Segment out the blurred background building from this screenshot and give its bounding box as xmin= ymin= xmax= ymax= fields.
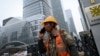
xmin=65 ymin=9 xmax=77 ymax=35
xmin=0 ymin=17 xmax=42 ymax=55
xmin=50 ymin=0 xmax=67 ymax=29
xmin=23 ymin=0 xmax=52 ymax=18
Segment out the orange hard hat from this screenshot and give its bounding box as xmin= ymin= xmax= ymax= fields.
xmin=42 ymin=16 xmax=58 ymax=26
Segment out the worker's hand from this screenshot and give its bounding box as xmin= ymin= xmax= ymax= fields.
xmin=39 ymin=33 xmax=44 ymax=39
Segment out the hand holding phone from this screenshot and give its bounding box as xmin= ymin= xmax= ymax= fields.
xmin=39 ymin=27 xmax=46 ymax=34
xmin=39 ymin=27 xmax=46 ymax=39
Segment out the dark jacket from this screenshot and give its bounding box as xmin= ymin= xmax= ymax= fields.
xmin=38 ymin=39 xmax=46 ymax=54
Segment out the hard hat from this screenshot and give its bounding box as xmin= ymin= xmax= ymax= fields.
xmin=42 ymin=16 xmax=58 ymax=26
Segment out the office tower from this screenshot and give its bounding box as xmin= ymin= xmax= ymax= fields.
xmin=23 ymin=0 xmax=52 ymax=18
xmin=50 ymin=0 xmax=67 ymax=29
xmin=65 ymin=9 xmax=77 ymax=34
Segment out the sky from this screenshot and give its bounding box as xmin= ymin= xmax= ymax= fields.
xmin=0 ymin=0 xmax=83 ymax=33
xmin=0 ymin=0 xmax=23 ymax=26
xmin=61 ymin=0 xmax=83 ymax=33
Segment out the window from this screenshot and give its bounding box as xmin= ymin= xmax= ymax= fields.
xmin=38 ymin=20 xmax=43 ymax=24
xmin=35 ymin=26 xmax=38 ymax=30
xmin=34 ymin=37 xmax=38 ymax=42
xmin=30 ymin=21 xmax=34 ymax=26
xmin=10 ymin=31 xmax=17 ymax=41
xmin=32 ymin=32 xmax=38 ymax=37
xmin=19 ymin=26 xmax=29 ymax=40
xmin=34 ymin=20 xmax=37 ymax=24
xmin=31 ymin=26 xmax=35 ymax=31
xmin=31 ymin=25 xmax=38 ymax=31
xmin=1 ymin=34 xmax=8 ymax=44
xmin=38 ymin=25 xmax=41 ymax=29
xmin=30 ymin=20 xmax=38 ymax=25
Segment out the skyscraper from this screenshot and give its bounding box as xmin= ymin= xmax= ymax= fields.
xmin=65 ymin=21 xmax=69 ymax=32
xmin=78 ymin=7 xmax=88 ymax=31
xmin=23 ymin=0 xmax=52 ymax=18
xmin=23 ymin=0 xmax=52 ymax=42
xmin=65 ymin=9 xmax=77 ymax=34
xmin=78 ymin=0 xmax=90 ymax=30
xmin=23 ymin=0 xmax=67 ymax=29
xmin=50 ymin=0 xmax=67 ymax=29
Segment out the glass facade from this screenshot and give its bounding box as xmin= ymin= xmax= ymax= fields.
xmin=0 ymin=19 xmax=41 ymax=49
xmin=50 ymin=0 xmax=67 ymax=29
xmin=10 ymin=31 xmax=17 ymax=41
xmin=23 ymin=0 xmax=51 ymax=18
xmin=65 ymin=10 xmax=77 ymax=34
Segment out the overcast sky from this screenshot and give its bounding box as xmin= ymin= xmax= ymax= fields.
xmin=0 ymin=0 xmax=23 ymax=26
xmin=0 ymin=0 xmax=83 ymax=33
xmin=61 ymin=0 xmax=83 ymax=33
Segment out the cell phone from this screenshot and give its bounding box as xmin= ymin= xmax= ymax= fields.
xmin=39 ymin=27 xmax=46 ymax=34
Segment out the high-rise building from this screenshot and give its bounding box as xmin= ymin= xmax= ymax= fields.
xmin=78 ymin=7 xmax=88 ymax=31
xmin=65 ymin=22 xmax=69 ymax=32
xmin=50 ymin=0 xmax=67 ymax=29
xmin=23 ymin=0 xmax=51 ymax=43
xmin=25 ymin=14 xmax=45 ymax=40
xmin=23 ymin=0 xmax=67 ymax=29
xmin=23 ymin=0 xmax=52 ymax=18
xmin=78 ymin=0 xmax=90 ymax=30
xmin=65 ymin=9 xmax=77 ymax=34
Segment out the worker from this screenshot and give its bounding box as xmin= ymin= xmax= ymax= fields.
xmin=38 ymin=16 xmax=78 ymax=56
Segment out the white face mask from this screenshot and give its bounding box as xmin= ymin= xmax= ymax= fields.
xmin=56 ymin=25 xmax=60 ymax=30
